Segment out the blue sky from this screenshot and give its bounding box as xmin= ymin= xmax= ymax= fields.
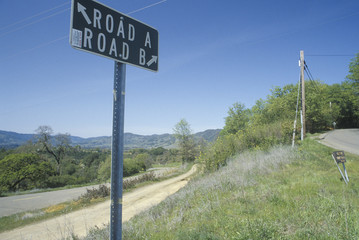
xmin=1 ymin=0 xmax=358 ymax=137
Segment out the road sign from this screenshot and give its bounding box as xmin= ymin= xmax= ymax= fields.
xmin=70 ymin=0 xmax=159 ymax=71
xmin=332 ymin=151 xmax=349 ymax=184
xmin=332 ymin=151 xmax=346 ymax=163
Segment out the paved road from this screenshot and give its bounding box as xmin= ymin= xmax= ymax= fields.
xmin=0 ymin=166 xmax=196 ymax=240
xmin=319 ymin=129 xmax=359 ymax=155
xmin=0 ymin=184 xmax=109 ymax=217
xmin=0 ymin=168 xmax=174 ymax=217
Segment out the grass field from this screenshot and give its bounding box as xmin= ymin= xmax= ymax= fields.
xmin=83 ymin=138 xmax=359 ymax=239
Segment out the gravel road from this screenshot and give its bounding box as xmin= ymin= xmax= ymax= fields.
xmin=0 ymin=165 xmax=196 ymax=240
xmin=0 ymin=168 xmax=174 ymax=217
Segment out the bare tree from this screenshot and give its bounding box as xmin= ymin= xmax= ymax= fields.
xmin=35 ymin=126 xmax=71 ymax=175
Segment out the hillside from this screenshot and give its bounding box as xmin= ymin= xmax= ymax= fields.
xmin=83 ymin=139 xmax=359 ymax=239
xmin=0 ymin=129 xmax=221 ymax=150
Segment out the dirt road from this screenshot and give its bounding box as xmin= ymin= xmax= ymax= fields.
xmin=0 ymin=168 xmax=175 ymax=217
xmin=0 ymin=166 xmax=196 ymax=240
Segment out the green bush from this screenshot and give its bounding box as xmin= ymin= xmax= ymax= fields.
xmin=45 ymin=175 xmax=79 ymax=188
xmin=123 ymin=172 xmax=156 ymax=189
xmin=198 ymin=120 xmax=292 ymax=171
xmin=0 ymin=153 xmax=54 ymax=192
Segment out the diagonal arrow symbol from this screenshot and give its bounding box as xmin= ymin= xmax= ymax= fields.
xmin=77 ymin=3 xmax=92 ymax=25
xmin=146 ymin=55 xmax=158 ymax=67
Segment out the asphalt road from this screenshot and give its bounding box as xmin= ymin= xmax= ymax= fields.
xmin=0 ymin=184 xmax=109 ymax=217
xmin=319 ymin=129 xmax=359 ymax=155
xmin=0 ymin=168 xmax=173 ymax=217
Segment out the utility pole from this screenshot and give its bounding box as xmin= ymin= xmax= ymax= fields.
xmin=300 ymin=50 xmax=306 ymax=140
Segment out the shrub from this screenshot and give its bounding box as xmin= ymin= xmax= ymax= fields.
xmin=198 ymin=121 xmax=292 ymax=171
xmin=79 ymin=184 xmax=111 ymax=203
xmin=123 ymin=172 xmax=156 ymax=190
xmin=45 ymin=175 xmax=78 ymax=188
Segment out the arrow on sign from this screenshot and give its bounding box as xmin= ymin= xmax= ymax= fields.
xmin=77 ymin=3 xmax=92 ymax=25
xmin=146 ymin=56 xmax=158 ymax=67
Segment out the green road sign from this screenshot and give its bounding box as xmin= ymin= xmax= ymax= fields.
xmin=70 ymin=0 xmax=159 ymax=71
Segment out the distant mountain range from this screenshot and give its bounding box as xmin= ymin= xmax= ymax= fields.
xmin=0 ymin=129 xmax=221 ymax=150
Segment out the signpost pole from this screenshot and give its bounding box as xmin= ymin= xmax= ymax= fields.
xmin=110 ymin=61 xmax=126 ymax=240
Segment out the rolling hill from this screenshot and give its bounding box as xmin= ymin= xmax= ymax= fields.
xmin=0 ymin=129 xmax=221 ymax=150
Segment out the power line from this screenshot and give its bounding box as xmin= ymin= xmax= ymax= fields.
xmin=304 ymin=62 xmax=315 ymax=80
xmin=306 ymin=54 xmax=355 ymax=57
xmin=0 ymin=1 xmax=70 ymax=31
xmin=1 ymin=0 xmax=166 ymax=38
xmin=1 ymin=0 xmax=167 ymax=62
xmin=0 ymin=8 xmax=70 ymax=38
xmin=304 ymin=61 xmax=320 ymax=92
xmin=1 ymin=35 xmax=68 ymax=61
xmin=127 ymin=0 xmax=167 ymax=15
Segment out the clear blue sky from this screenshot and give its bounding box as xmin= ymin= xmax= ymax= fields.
xmin=1 ymin=0 xmax=358 ymax=137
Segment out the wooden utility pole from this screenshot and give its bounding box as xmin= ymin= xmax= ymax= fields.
xmin=300 ymin=50 xmax=306 ymax=140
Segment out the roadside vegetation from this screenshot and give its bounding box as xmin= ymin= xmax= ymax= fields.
xmin=83 ymin=139 xmax=359 ymax=239
xmin=1 ymin=53 xmax=358 ymax=238
xmin=0 ymin=165 xmax=191 ymax=233
xmin=80 ymin=53 xmax=359 ymax=239
xmin=0 ymin=137 xmax=181 ymax=196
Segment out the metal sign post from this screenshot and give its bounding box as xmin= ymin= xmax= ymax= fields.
xmin=69 ymin=1 xmax=158 ymax=238
xmin=110 ymin=61 xmax=126 ymax=240
xmin=332 ymin=151 xmax=349 ymax=184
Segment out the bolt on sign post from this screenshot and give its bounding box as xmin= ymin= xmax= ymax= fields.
xmin=70 ymin=0 xmax=159 ymax=239
xmin=332 ymin=151 xmax=349 ymax=184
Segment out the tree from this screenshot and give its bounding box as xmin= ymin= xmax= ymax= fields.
xmin=134 ymin=153 xmax=152 ymax=171
xmin=35 ymin=126 xmax=71 ymax=175
xmin=222 ymin=102 xmax=251 ymax=135
xmin=173 ymin=119 xmax=197 ymax=163
xmin=346 ymin=53 xmax=359 ymax=86
xmin=0 ymin=153 xmax=54 ymax=193
xmin=98 ymin=155 xmax=111 ymax=182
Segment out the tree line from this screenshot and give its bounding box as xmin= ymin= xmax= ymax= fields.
xmin=1 ymin=53 xmax=358 ymax=194
xmin=198 ymin=53 xmax=359 ymax=171
xmin=0 ymin=126 xmax=181 ymax=195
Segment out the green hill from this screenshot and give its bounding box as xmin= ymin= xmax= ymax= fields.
xmin=83 ymin=138 xmax=359 ymax=239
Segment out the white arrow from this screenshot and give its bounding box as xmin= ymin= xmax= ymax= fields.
xmin=77 ymin=3 xmax=92 ymax=25
xmin=146 ymin=55 xmax=158 ymax=67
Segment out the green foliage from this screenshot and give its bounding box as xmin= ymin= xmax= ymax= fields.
xmin=173 ymin=119 xmax=198 ymax=163
xmin=0 ymin=129 xmax=180 ymax=193
xmin=222 ymin=102 xmax=250 ymax=135
xmin=199 ymin=120 xmax=292 ymax=171
xmin=97 ymin=153 xmax=153 ymax=180
xmin=331 ymin=82 xmax=359 ymax=128
xmin=0 ymin=153 xmax=54 ymax=193
xmin=44 ymin=175 xmax=86 ymax=188
xmin=346 ymin=53 xmax=359 ymax=85
xmin=97 ymin=155 xmax=112 ymax=182
xmin=96 ymin=141 xmax=359 ymax=240
xmin=123 ymin=172 xmax=156 ymax=190
xmin=133 ymin=153 xmax=152 ymax=171
xmin=200 ymin=73 xmax=359 ymax=171
xmin=123 ymin=158 xmax=142 ymax=177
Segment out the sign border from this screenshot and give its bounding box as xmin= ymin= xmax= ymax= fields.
xmin=69 ymin=0 xmax=159 ymax=72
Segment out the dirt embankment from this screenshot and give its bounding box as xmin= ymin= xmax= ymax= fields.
xmin=0 ymin=165 xmax=197 ymax=240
